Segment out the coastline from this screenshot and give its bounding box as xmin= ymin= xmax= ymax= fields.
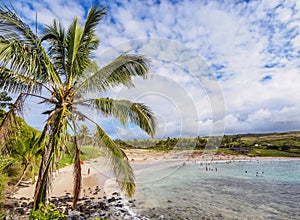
xmin=13 ymin=149 xmax=300 ymax=199
xmin=6 ymin=149 xmax=300 ymax=220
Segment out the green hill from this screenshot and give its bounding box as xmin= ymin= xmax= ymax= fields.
xmin=117 ymin=131 xmax=300 ymax=157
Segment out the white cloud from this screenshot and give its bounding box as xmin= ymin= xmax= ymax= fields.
xmin=7 ymin=0 xmax=300 ymax=138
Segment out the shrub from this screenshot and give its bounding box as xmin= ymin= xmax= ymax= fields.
xmin=0 ymin=173 xmax=8 ymax=217
xmin=30 ymin=203 xmax=64 ymax=220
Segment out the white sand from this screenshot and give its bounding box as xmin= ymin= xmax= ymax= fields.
xmin=14 ymin=158 xmax=111 ymax=199
xmin=13 ymin=150 xmax=299 ymax=199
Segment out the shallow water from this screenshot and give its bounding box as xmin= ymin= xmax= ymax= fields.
xmin=132 ymin=159 xmax=300 ymax=219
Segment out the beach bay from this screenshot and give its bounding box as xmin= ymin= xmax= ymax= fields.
xmin=12 ymin=150 xmax=300 ymax=219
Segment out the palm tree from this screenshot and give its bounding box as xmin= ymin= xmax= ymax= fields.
xmin=0 ymin=4 xmax=156 ymax=209
xmin=78 ymin=125 xmax=91 ymax=146
xmin=13 ymin=132 xmax=41 ymax=187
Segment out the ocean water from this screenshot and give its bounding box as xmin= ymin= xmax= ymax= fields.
xmin=132 ymin=159 xmax=300 ymax=220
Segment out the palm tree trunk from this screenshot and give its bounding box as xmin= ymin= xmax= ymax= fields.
xmin=33 ymin=145 xmax=52 ymax=210
xmin=15 ymin=162 xmax=29 ymax=187
xmin=73 ymin=140 xmax=82 ymax=208
xmin=33 ymin=109 xmax=65 ymax=210
xmin=33 ymin=125 xmax=50 ymax=210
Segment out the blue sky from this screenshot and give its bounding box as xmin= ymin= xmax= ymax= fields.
xmin=4 ymin=0 xmax=300 ymax=139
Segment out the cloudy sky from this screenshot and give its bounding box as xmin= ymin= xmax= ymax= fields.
xmin=5 ymin=0 xmax=300 ymax=139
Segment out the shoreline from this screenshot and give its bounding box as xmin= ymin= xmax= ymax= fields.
xmin=9 ymin=149 xmax=300 ymax=219
xmin=13 ymin=149 xmax=300 ymax=200
xmin=124 ymin=149 xmax=300 ymax=163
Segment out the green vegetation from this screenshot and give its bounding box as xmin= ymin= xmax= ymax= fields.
xmin=0 ymin=112 xmax=102 ymax=215
xmin=29 ymin=203 xmax=65 ymax=220
xmin=57 ymin=145 xmax=103 ymax=167
xmin=117 ymin=132 xmax=300 ymax=157
xmin=0 ymin=3 xmax=156 ymax=211
xmin=0 ymin=106 xmax=42 ymax=215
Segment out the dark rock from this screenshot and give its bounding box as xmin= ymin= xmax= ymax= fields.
xmin=28 ymin=201 xmax=34 ymax=209
xmin=112 ymin=192 xmax=120 ymax=196
xmin=115 ymin=203 xmax=123 ymax=208
xmin=21 ymin=202 xmax=27 ymax=207
xmin=64 ymin=209 xmax=69 ymax=215
xmin=107 ymin=197 xmax=116 ymax=203
xmin=3 ymin=204 xmax=14 ymax=210
xmin=12 ymin=201 xmax=19 ymax=208
xmin=119 ymin=208 xmax=127 ymax=213
xmin=15 ymin=207 xmax=25 ymax=215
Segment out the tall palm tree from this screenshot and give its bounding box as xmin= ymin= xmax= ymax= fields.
xmin=0 ymin=4 xmax=156 ymax=209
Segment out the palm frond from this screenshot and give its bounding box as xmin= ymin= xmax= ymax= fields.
xmin=0 ymin=156 xmax=15 ymax=172
xmin=0 ymin=67 xmax=43 ymax=94
xmin=81 ymin=6 xmax=106 ymax=44
xmin=94 ymin=124 xmax=135 ymax=197
xmin=42 ymin=20 xmax=66 ymax=75
xmin=65 ymin=6 xmax=106 ymax=86
xmin=0 ymin=3 xmax=39 ymax=47
xmin=81 ymin=98 xmax=156 ymax=137
xmin=76 ymin=53 xmax=151 ymax=93
xmin=0 ymin=3 xmax=61 ymax=90
xmin=0 ymin=93 xmax=26 ymax=153
xmin=65 ymin=17 xmax=83 ymax=86
xmin=0 ymin=38 xmax=47 ymax=86
xmin=75 ymin=112 xmax=135 ymax=197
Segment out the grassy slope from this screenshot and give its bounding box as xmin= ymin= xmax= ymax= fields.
xmin=119 ymin=131 xmax=300 ymax=157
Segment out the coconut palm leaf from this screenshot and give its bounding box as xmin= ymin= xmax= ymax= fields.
xmin=0 ymin=68 xmax=43 ymax=94
xmin=94 ymin=123 xmax=135 ymax=197
xmin=81 ymin=98 xmax=156 ymax=137
xmin=0 ymin=93 xmax=26 ymax=153
xmin=77 ymin=53 xmax=150 ymax=93
xmin=41 ymin=20 xmax=66 ymax=75
xmin=0 ymin=5 xmax=49 ymax=83
xmin=0 ymin=5 xmax=63 ymax=92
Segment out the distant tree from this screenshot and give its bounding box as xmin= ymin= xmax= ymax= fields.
xmin=221 ymin=135 xmax=232 ymax=147
xmin=195 ymin=136 xmax=207 ymax=149
xmin=281 ymin=142 xmax=291 ymax=151
xmin=231 ymin=135 xmax=242 ymax=143
xmin=207 ymin=136 xmax=222 ymax=147
xmin=78 ymin=125 xmax=91 ymax=146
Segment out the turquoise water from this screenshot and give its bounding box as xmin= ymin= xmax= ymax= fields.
xmin=132 ymin=159 xmax=300 ymax=219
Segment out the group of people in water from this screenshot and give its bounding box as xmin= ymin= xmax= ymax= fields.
xmin=182 ymin=159 xmax=265 ymax=177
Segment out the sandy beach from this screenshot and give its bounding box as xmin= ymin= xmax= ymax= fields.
xmin=13 ymin=159 xmax=110 ymax=200
xmin=13 ymin=149 xmax=300 ymax=200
